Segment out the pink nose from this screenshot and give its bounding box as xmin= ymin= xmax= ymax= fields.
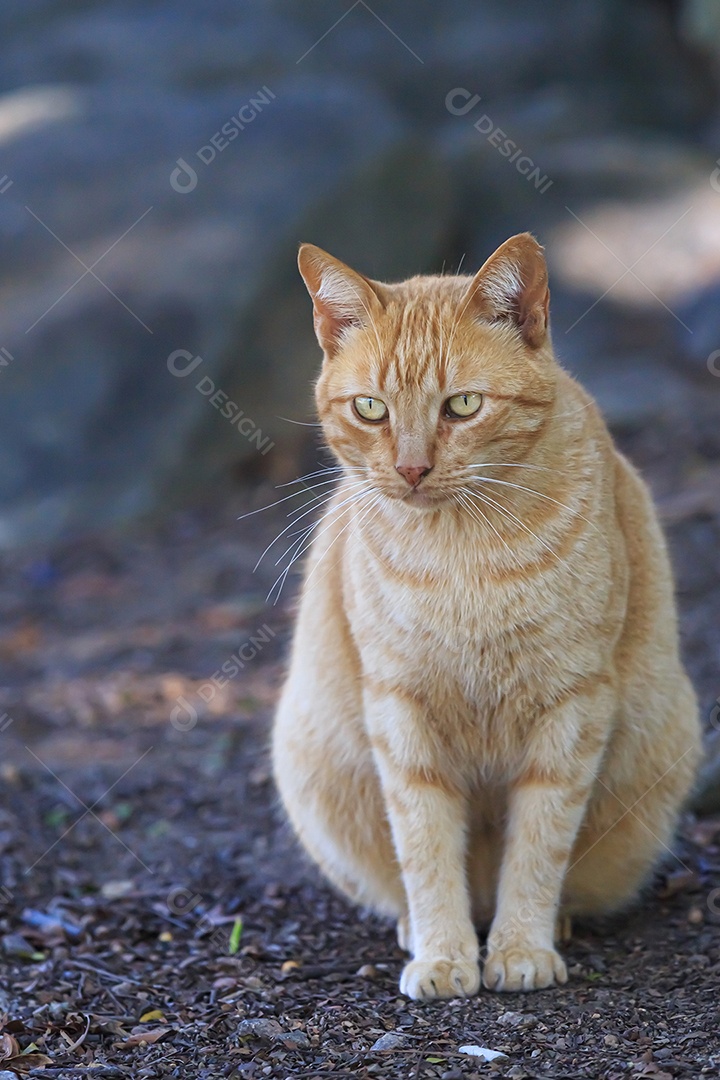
xmin=395 ymin=464 xmax=432 ymax=487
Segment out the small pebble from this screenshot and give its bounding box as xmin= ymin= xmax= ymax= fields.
xmin=497 ymin=1010 xmax=537 ymax=1028
xmin=280 ymin=1030 xmax=310 ymax=1050
xmin=371 ymin=1032 xmax=407 ymax=1051
xmin=100 ymin=880 xmax=135 ymax=900
xmin=356 ymin=963 xmax=379 ymax=979
xmin=688 ymin=906 xmax=704 ymax=925
xmin=237 ymin=1017 xmax=283 ymax=1040
xmin=459 ymin=1045 xmax=508 ymax=1062
xmin=1 ymin=933 xmax=42 ymax=960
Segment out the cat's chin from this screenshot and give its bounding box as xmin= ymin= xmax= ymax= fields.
xmin=394 ymin=489 xmax=447 ymax=509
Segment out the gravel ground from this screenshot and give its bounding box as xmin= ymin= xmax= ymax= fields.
xmin=0 ymin=418 xmax=719 ymax=1080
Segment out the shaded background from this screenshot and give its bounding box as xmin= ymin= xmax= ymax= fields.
xmin=0 ymin=0 xmax=719 ymax=542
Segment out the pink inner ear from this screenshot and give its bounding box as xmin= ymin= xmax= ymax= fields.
xmin=463 ymin=233 xmax=549 ymax=348
xmin=517 ymin=282 xmax=550 ymax=348
xmin=313 ymin=308 xmax=357 ymax=354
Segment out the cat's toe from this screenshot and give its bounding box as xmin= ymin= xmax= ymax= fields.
xmin=483 ymin=945 xmax=567 ymax=992
xmin=400 ymin=958 xmax=480 ymax=1001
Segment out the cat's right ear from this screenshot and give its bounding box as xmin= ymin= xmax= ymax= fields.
xmin=297 ymin=244 xmax=384 ymax=359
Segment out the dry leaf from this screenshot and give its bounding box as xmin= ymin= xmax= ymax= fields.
xmin=124 ymin=1026 xmax=170 ymax=1047
xmin=4 ymin=1051 xmax=53 ymax=1073
xmin=0 ymin=1033 xmax=19 ymax=1060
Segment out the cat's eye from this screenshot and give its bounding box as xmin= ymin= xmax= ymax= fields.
xmin=445 ymin=392 xmax=483 ymax=419
xmin=353 ymin=396 xmax=388 ymax=422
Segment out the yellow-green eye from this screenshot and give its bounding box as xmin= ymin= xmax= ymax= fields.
xmin=445 ymin=392 xmax=483 ymax=419
xmin=353 ymin=396 xmax=388 ymax=422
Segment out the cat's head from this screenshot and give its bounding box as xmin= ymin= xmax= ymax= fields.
xmin=298 ymin=234 xmax=557 ymax=507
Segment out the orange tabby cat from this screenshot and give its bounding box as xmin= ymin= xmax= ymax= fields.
xmin=272 ymin=233 xmax=701 ymax=998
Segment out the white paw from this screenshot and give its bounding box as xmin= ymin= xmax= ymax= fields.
xmin=483 ymin=943 xmax=567 ymax=992
xmin=400 ymin=957 xmax=480 ymax=1000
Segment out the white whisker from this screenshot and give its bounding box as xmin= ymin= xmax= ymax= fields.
xmin=552 ymin=400 xmax=596 ymax=421
xmin=456 ymin=490 xmax=517 ymax=566
xmin=276 ymin=415 xmax=323 ymax=427
xmin=254 ymin=478 xmax=369 ymax=573
xmin=269 ymin=486 xmax=377 ymax=604
xmin=277 ymin=466 xmax=366 ymax=489
xmin=465 ymin=487 xmax=587 ymax=586
xmin=465 ymin=486 xmax=563 ymax=566
xmin=274 ymin=482 xmax=372 ymax=567
xmin=345 ymin=281 xmax=386 ymax=376
xmin=469 ymin=475 xmax=599 ymax=532
xmin=466 ymin=462 xmax=555 ymax=473
xmin=303 ymin=490 xmax=384 ymax=595
xmin=238 ymin=471 xmax=353 ymax=521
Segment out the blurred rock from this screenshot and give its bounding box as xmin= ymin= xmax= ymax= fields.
xmin=0 ymin=72 xmax=451 ymax=544
xmin=548 ymin=285 xmax=699 ymax=429
xmin=675 ymin=282 xmax=720 ymax=371
xmin=0 ymin=0 xmax=715 ymax=544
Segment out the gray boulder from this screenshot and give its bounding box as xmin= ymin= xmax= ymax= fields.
xmin=0 ymin=68 xmax=450 ymax=544
xmin=0 ymin=0 xmax=713 ymax=544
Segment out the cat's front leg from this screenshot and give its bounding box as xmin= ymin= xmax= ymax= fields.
xmin=365 ymin=690 xmax=479 ymax=1001
xmin=484 ymin=694 xmax=611 ymax=992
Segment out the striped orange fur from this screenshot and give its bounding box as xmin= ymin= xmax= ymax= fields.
xmin=272 ymin=233 xmax=701 ymax=998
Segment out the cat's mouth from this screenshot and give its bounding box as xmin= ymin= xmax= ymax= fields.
xmin=395 ymin=487 xmax=446 ymax=508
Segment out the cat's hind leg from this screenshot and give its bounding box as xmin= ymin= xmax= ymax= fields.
xmin=563 ymin=674 xmax=700 ymax=917
xmin=273 ymin=623 xmax=405 ymax=919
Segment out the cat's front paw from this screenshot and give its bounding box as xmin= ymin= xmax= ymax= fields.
xmin=483 ymin=943 xmax=567 ymax=992
xmin=400 ymin=957 xmax=480 ymax=1000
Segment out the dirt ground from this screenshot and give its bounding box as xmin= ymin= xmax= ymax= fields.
xmin=0 ymin=418 xmax=719 ymax=1080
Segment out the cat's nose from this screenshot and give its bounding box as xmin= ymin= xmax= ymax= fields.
xmin=395 ymin=463 xmax=433 ymax=487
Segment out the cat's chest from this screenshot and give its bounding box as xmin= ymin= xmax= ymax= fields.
xmin=343 ymin=528 xmax=563 ymax=704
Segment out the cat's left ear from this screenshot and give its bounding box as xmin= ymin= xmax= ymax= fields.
xmin=297 ymin=244 xmax=384 ymax=359
xmin=462 ymin=233 xmax=550 ymax=348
